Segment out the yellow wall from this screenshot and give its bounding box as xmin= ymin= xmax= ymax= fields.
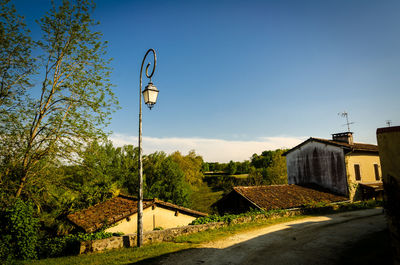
xmin=105 ymin=205 xmax=197 ymax=234
xmin=345 ymin=152 xmax=382 ymax=200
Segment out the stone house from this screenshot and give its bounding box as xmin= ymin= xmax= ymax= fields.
xmin=67 ymin=195 xmax=207 ymax=234
xmin=213 ymin=185 xmax=347 ymax=215
xmin=283 ymin=132 xmax=382 ymax=200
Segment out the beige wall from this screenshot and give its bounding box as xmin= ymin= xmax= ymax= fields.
xmin=106 ymin=205 xmax=197 ymax=234
xmin=345 ymin=152 xmax=381 ymax=200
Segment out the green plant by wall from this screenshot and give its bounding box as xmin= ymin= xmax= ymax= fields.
xmin=0 ymin=199 xmax=39 ymax=260
xmin=38 ymin=230 xmax=121 ymax=258
xmin=190 ymin=209 xmax=286 ymax=225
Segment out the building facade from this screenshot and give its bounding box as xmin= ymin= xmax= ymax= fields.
xmin=67 ymin=195 xmax=207 ymax=234
xmin=284 ymin=132 xmax=381 ymax=200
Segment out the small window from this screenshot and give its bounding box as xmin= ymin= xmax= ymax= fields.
xmin=354 ymin=164 xmax=361 ymax=181
xmin=374 ymin=164 xmax=380 ymax=181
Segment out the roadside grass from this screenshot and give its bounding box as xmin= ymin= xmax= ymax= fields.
xmin=19 ymin=242 xmax=191 ymax=265
xmin=22 ymin=214 xmax=310 ymax=265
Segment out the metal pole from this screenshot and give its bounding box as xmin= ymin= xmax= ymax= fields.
xmin=138 ymin=58 xmax=143 ymax=248
xmin=137 ymin=49 xmax=156 ymax=247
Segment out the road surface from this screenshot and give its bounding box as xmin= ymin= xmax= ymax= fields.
xmin=156 ymin=208 xmax=385 ymax=265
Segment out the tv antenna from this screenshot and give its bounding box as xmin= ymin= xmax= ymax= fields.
xmin=338 ymin=111 xmax=354 ymax=132
xmin=386 ymin=120 xmax=392 ymax=127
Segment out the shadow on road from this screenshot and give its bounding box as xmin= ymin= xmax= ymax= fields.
xmin=131 ymin=209 xmax=389 ymax=265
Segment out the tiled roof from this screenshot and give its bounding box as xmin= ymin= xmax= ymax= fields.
xmin=311 ymin=138 xmax=379 ymax=152
xmin=283 ymin=137 xmax=378 ymax=156
xmin=233 ymin=185 xmax=348 ymax=210
xmin=67 ymin=195 xmax=207 ymax=233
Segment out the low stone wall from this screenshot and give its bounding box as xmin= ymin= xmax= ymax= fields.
xmin=79 ymin=221 xmax=225 ymax=254
xmin=79 ymin=209 xmax=303 ymax=254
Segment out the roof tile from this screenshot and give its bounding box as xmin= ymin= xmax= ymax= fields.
xmin=233 ymin=185 xmax=348 ymax=210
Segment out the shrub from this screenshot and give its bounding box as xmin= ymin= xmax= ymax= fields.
xmin=38 ymin=230 xmax=120 ymax=258
xmin=0 ymin=199 xmax=40 ymax=260
xmin=190 ymin=209 xmax=285 ymax=225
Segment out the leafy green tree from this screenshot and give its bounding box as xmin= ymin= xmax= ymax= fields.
xmin=265 ymin=149 xmax=288 ymax=184
xmin=201 ymin=162 xmax=209 ymax=172
xmin=0 ymin=0 xmax=34 ymax=107
xmin=0 ymin=0 xmax=118 ymax=201
xmin=170 ymin=150 xmax=204 ymax=186
xmin=227 ymin=160 xmax=237 ymax=175
xmin=144 ymin=153 xmax=191 ymax=206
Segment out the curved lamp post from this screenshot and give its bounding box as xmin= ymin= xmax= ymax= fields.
xmin=138 ymin=49 xmax=158 ymax=247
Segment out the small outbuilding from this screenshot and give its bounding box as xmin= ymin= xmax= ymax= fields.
xmin=213 ymin=184 xmax=348 ymax=215
xmin=67 ymin=195 xmax=207 ymax=234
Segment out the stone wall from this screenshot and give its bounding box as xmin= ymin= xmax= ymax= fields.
xmin=79 ymin=209 xmax=302 ymax=254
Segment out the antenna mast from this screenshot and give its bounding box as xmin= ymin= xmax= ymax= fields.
xmin=338 ymin=111 xmax=354 ymax=132
xmin=386 ymin=120 xmax=392 ymax=127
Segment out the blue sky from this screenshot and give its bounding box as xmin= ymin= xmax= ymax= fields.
xmin=14 ymin=0 xmax=400 ymax=162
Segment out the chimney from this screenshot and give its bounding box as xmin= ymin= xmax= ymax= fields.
xmin=332 ymin=132 xmax=353 ymax=145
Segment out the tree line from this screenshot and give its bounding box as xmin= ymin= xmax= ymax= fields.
xmin=203 ymin=149 xmax=288 ymax=185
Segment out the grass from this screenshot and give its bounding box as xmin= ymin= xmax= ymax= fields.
xmin=189 ymin=182 xmax=224 ymax=213
xmin=18 ymin=243 xmax=191 ymax=265
xmin=22 ymin=214 xmax=310 ymax=265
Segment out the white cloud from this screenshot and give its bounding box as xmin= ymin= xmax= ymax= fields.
xmin=110 ymin=133 xmax=306 ymax=163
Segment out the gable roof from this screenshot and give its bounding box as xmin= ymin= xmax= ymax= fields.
xmin=67 ymin=195 xmax=207 ymax=233
xmin=230 ymin=185 xmax=348 ymax=211
xmin=283 ymin=137 xmax=379 ymax=156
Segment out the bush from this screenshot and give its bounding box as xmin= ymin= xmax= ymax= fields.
xmin=190 ymin=209 xmax=284 ymax=225
xmin=38 ymin=230 xmax=120 ymax=258
xmin=0 ymin=199 xmax=40 ymax=260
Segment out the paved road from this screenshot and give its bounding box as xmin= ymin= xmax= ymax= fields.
xmin=156 ymin=208 xmax=385 ymax=265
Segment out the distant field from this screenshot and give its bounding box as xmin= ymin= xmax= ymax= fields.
xmin=204 ymin=173 xmax=249 ymax=179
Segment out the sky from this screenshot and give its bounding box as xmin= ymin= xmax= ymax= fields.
xmin=14 ymin=0 xmax=400 ymax=162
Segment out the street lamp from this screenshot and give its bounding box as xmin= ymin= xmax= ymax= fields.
xmin=138 ymin=48 xmax=158 ymax=247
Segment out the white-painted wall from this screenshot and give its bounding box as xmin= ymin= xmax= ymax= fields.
xmin=105 ymin=205 xmax=197 ymax=234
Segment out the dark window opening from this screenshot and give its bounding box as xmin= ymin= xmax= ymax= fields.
xmin=354 ymin=164 xmax=361 ymax=181
xmin=374 ymin=164 xmax=380 ymax=181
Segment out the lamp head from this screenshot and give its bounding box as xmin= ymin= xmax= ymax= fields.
xmin=142 ymin=82 xmax=159 ymax=109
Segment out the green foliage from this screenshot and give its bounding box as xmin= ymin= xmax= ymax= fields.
xmin=0 ymin=0 xmax=119 ymax=203
xmin=145 ymin=156 xmax=191 ymax=207
xmin=0 ymin=0 xmax=34 ymax=107
xmin=170 ymin=150 xmax=204 ymax=186
xmin=302 ymin=199 xmax=382 ymax=214
xmin=227 ymin=160 xmax=237 ymax=175
xmin=39 ymin=230 xmax=118 ymax=258
xmin=190 ymin=209 xmax=284 ymax=225
xmin=0 ymin=199 xmax=39 ymax=260
xmin=249 ymin=149 xmax=288 ymax=185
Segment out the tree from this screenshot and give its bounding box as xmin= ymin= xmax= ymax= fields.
xmin=227 ymin=160 xmax=237 ymax=175
xmin=0 ymin=0 xmax=118 ymax=201
xmin=0 ymin=0 xmax=34 ymax=107
xmin=170 ymin=150 xmax=204 ymax=186
xmin=146 ymin=156 xmax=191 ymax=207
xmin=265 ymin=149 xmax=288 ymax=184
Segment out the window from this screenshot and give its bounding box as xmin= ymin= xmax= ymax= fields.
xmin=374 ymin=164 xmax=380 ymax=181
xmin=354 ymin=164 xmax=361 ymax=181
